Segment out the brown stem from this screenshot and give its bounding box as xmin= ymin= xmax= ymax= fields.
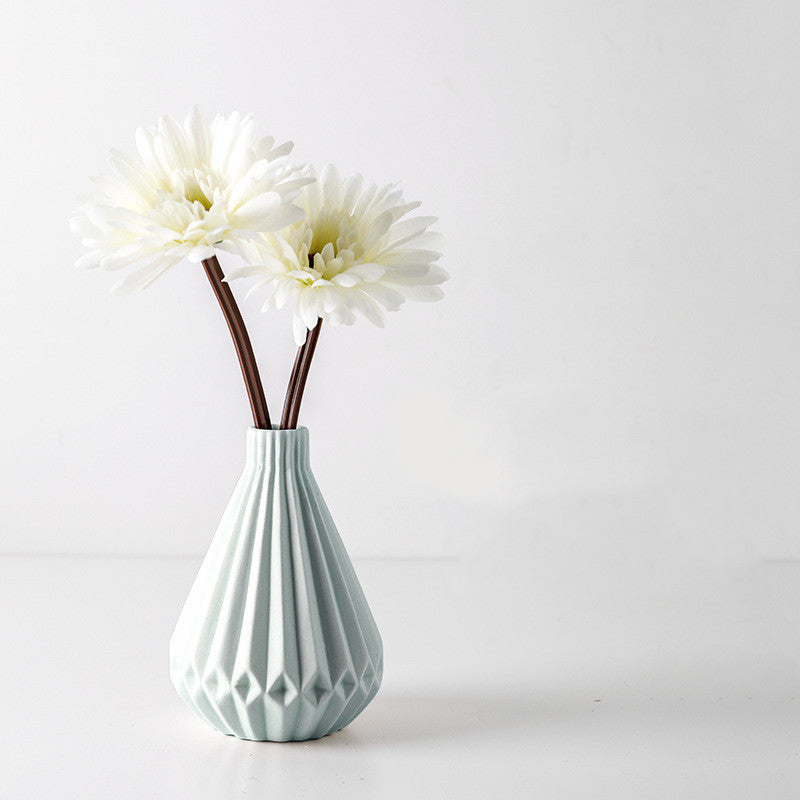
xmin=201 ymin=255 xmax=271 ymax=429
xmin=286 ymin=318 xmax=322 ymax=429
xmin=280 ymin=344 xmax=304 ymax=429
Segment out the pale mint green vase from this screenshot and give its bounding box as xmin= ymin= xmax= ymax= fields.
xmin=169 ymin=427 xmax=383 ymax=741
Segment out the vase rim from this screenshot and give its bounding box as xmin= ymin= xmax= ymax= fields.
xmin=247 ymin=425 xmax=309 ymax=435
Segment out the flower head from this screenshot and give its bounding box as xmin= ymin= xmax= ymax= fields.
xmin=70 ymin=108 xmax=307 ymax=293
xmin=230 ymin=164 xmax=447 ymax=344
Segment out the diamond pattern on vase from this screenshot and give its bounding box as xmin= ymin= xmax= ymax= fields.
xmin=169 ymin=427 xmax=383 ymax=742
xmin=302 ymin=673 xmax=333 ymax=707
xmin=267 ymin=674 xmax=298 ymax=707
xmin=337 ymin=671 xmax=357 ymax=700
xmin=233 ymin=670 xmax=263 ymax=707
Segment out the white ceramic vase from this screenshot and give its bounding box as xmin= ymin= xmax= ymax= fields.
xmin=169 ymin=427 xmax=383 ymax=742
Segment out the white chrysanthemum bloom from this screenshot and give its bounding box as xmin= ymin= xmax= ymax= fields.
xmin=70 ymin=108 xmax=308 ymax=293
xmin=230 ymin=164 xmax=448 ymax=345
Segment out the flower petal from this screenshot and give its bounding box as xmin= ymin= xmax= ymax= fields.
xmin=345 ymin=262 xmax=385 ymax=282
xmin=184 ymin=105 xmax=211 ymax=165
xmin=360 ymin=283 xmax=405 ymax=311
xmin=111 ymin=255 xmax=180 ymax=294
xmin=186 ymin=245 xmax=216 ymax=263
xmin=293 ymin=312 xmax=309 ymax=346
xmin=230 ymin=192 xmax=281 ymax=223
xmin=390 ymin=284 xmax=445 ymax=302
xmin=75 ymin=250 xmax=103 ymax=270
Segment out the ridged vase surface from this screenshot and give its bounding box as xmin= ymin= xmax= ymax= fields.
xmin=169 ymin=427 xmax=383 ymax=742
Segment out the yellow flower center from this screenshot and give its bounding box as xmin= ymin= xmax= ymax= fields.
xmin=167 ymin=167 xmax=225 ymax=212
xmin=307 ymin=210 xmax=361 ymax=258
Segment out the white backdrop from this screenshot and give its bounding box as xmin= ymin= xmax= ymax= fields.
xmin=0 ymin=0 xmax=798 ymax=560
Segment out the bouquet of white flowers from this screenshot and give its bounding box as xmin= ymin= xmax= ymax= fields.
xmin=72 ymin=108 xmax=447 ymax=429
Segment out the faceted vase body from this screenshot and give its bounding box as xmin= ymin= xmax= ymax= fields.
xmin=169 ymin=427 xmax=383 ymax=742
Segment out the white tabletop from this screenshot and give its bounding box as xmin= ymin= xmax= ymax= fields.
xmin=1 ymin=548 xmax=798 ymax=799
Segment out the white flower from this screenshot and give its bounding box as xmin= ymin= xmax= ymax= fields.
xmin=230 ymin=164 xmax=448 ymax=345
xmin=70 ymin=108 xmax=308 ymax=293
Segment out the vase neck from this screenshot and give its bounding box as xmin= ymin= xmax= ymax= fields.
xmin=245 ymin=426 xmax=310 ymax=470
